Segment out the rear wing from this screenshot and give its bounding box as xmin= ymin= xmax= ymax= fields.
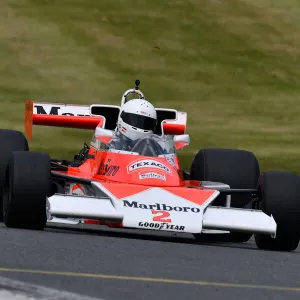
xmin=25 ymin=100 xmax=105 ymax=140
xmin=25 ymin=100 xmax=187 ymax=140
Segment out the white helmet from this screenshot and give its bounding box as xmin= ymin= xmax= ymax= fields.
xmin=117 ymin=99 xmax=157 ymax=141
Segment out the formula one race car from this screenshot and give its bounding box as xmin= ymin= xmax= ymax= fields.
xmin=0 ymin=80 xmax=299 ymax=251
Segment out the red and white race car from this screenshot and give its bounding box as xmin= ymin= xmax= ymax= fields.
xmin=1 ymin=80 xmax=300 ymax=251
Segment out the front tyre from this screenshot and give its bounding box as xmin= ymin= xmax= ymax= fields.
xmin=191 ymin=148 xmax=260 ymax=243
xmin=0 ymin=130 xmax=29 ymax=221
xmin=254 ymin=172 xmax=300 ymax=251
xmin=3 ymin=151 xmax=52 ymax=230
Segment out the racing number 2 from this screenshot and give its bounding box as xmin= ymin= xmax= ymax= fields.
xmin=152 ymin=210 xmax=171 ymax=223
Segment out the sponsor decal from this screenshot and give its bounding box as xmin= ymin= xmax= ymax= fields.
xmin=139 ymin=172 xmax=166 ymax=181
xmin=138 ymin=222 xmax=185 ymax=231
xmin=122 ymin=200 xmax=201 ymax=213
xmin=127 ymin=159 xmax=171 ymax=174
xmin=165 ymin=154 xmax=178 ymax=170
xmin=34 ymin=105 xmax=89 ymax=116
xmin=98 ymin=159 xmax=120 ymax=176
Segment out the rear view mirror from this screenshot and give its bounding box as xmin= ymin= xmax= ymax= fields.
xmin=174 ymin=134 xmax=190 ymax=150
xmin=94 ymin=127 xmax=114 ymax=144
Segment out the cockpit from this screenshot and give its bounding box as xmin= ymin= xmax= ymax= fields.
xmin=107 ymin=132 xmax=176 ymax=157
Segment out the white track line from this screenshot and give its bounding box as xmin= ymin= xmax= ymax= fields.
xmin=0 ymin=275 xmax=105 ymax=300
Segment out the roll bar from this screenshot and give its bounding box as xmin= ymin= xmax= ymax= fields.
xmin=120 ymin=79 xmax=145 ymax=106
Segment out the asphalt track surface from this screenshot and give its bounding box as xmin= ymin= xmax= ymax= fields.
xmin=0 ymin=222 xmax=299 ymax=300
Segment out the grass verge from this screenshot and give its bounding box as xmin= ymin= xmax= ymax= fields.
xmin=1 ymin=0 xmax=300 ymax=171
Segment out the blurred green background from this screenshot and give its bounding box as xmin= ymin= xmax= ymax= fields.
xmin=1 ymin=0 xmax=300 ymax=171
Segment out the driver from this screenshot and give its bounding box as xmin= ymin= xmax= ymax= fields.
xmin=108 ymin=98 xmax=158 ymax=152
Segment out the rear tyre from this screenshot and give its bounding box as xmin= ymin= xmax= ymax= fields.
xmin=254 ymin=172 xmax=300 ymax=251
xmin=3 ymin=151 xmax=52 ymax=230
xmin=0 ymin=130 xmax=29 ymax=221
xmin=190 ymin=148 xmax=260 ymax=243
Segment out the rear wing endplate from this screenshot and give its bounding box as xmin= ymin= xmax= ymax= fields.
xmin=25 ymin=100 xmax=104 ymax=140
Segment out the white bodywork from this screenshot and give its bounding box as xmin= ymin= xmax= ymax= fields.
xmin=47 ymin=181 xmax=277 ymax=237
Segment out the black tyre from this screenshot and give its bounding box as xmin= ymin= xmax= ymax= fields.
xmin=3 ymin=151 xmax=52 ymax=230
xmin=254 ymin=172 xmax=300 ymax=251
xmin=190 ymin=148 xmax=260 ymax=243
xmin=0 ymin=130 xmax=29 ymax=221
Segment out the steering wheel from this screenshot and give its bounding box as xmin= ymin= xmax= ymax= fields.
xmin=131 ymin=137 xmax=164 ymax=157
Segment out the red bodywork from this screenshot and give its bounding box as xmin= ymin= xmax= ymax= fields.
xmin=25 ymin=100 xmax=204 ymax=227
xmin=55 ymin=148 xmax=185 ymax=187
xmin=25 ymin=99 xmax=192 ymax=187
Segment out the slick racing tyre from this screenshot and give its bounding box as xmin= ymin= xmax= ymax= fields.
xmin=0 ymin=130 xmax=29 ymax=222
xmin=190 ymin=148 xmax=260 ymax=243
xmin=3 ymin=151 xmax=52 ymax=230
xmin=254 ymin=172 xmax=300 ymax=251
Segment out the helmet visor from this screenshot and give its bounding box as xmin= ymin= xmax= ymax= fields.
xmin=120 ymin=111 xmax=157 ymax=131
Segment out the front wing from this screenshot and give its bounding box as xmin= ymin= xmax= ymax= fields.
xmin=47 ymin=181 xmax=276 ymax=237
